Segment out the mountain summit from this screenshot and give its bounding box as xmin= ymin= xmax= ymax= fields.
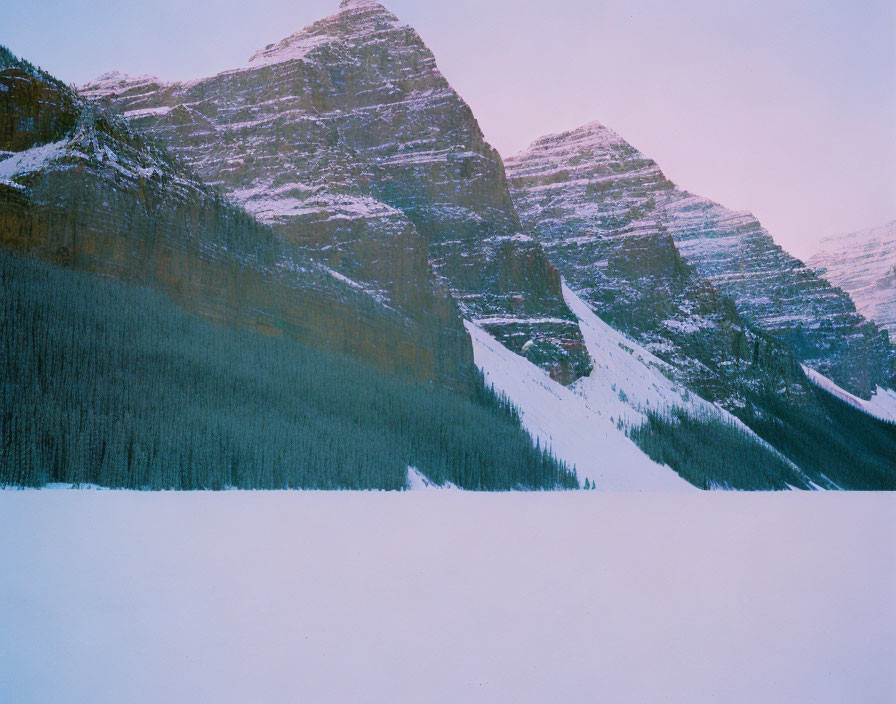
xmin=507 ymin=120 xmax=895 ymax=398
xmin=248 ymin=0 xmax=402 ymax=68
xmin=82 ymin=0 xmax=592 ymax=383
xmin=506 ymin=119 xmax=801 ymax=408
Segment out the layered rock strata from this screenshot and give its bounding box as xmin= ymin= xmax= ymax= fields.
xmin=82 ymin=0 xmax=591 ymax=382
xmin=1 ymin=48 xmax=474 ymax=387
xmin=507 ymin=121 xmax=894 ymax=397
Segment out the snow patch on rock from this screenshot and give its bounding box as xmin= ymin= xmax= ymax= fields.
xmin=0 ymin=140 xmax=68 ymax=180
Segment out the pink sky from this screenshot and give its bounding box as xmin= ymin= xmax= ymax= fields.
xmin=5 ymin=0 xmax=895 ymax=257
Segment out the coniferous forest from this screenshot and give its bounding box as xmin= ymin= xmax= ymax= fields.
xmin=739 ymin=388 xmax=896 ymax=491
xmin=0 ymin=249 xmax=577 ymax=490
xmin=631 ymin=397 xmax=896 ymax=491
xmin=629 ymin=409 xmax=809 ymax=490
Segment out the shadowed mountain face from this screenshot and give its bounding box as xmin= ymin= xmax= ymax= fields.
xmin=809 ymin=220 xmax=896 ymax=339
xmin=81 ymin=0 xmax=591 ymax=384
xmin=507 ymin=121 xmax=895 ymax=399
xmin=0 ymin=46 xmax=474 ymax=388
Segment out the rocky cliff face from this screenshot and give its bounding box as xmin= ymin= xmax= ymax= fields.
xmin=0 ymin=47 xmax=474 ymax=387
xmin=809 ymin=220 xmax=896 ymax=339
xmin=505 ymin=122 xmax=806 ymax=408
xmin=80 ymin=0 xmax=591 ymax=383
xmin=507 ymin=121 xmax=894 ymax=398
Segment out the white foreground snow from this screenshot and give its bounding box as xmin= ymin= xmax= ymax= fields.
xmin=801 ymin=364 xmax=896 ymax=424
xmin=1 ymin=491 xmax=893 ymax=704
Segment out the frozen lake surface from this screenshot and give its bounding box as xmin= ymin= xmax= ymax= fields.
xmin=1 ymin=491 xmax=894 ymax=703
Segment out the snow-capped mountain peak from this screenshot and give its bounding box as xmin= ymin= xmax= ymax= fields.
xmin=79 ymin=71 xmax=162 ymax=97
xmin=508 ymin=119 xmax=895 ymax=399
xmin=83 ymin=0 xmax=593 ymax=385
xmin=246 ymin=0 xmax=404 ymax=69
xmin=528 ymin=120 xmax=632 ymax=154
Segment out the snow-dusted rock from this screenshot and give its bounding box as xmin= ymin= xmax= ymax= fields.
xmin=1 ymin=49 xmax=471 ymax=386
xmin=82 ymin=0 xmax=591 ymax=383
xmin=506 ymin=121 xmax=808 ymax=410
xmin=507 ymin=121 xmax=894 ymax=399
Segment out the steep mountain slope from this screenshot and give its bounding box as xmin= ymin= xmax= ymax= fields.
xmin=808 ymin=220 xmax=896 ymax=337
xmin=504 ymin=122 xmax=804 ymax=409
xmin=507 ymin=121 xmax=894 ymax=398
xmin=0 ymin=45 xmax=473 ymax=387
xmin=81 ymin=0 xmax=591 ymax=383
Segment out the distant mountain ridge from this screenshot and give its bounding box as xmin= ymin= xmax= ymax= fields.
xmin=2 ymin=1 xmax=894 ymax=490
xmin=78 ymin=2 xmax=896 ymax=487
xmin=0 ymin=43 xmax=580 ymax=491
xmin=506 ymin=119 xmax=896 ymax=487
xmin=809 ymin=220 xmax=896 ymax=338
xmin=505 ymin=120 xmax=805 ymax=410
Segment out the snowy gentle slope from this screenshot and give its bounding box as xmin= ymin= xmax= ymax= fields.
xmin=466 ymin=282 xmax=782 ymax=491
xmin=1 ymin=491 xmax=893 ymax=704
xmin=801 ymin=364 xmax=896 ymax=424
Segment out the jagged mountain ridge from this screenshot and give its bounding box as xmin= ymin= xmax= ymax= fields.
xmin=81 ymin=0 xmax=591 ymax=383
xmin=504 ymin=121 xmax=806 ymax=409
xmin=809 ymin=220 xmax=896 ymax=338
xmin=4 ymin=9 xmax=893 ymax=489
xmin=0 ymin=45 xmax=474 ymax=387
xmin=507 ymin=121 xmax=895 ymax=399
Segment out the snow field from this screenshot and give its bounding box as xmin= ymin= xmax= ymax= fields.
xmin=1 ymin=490 xmax=893 ymax=704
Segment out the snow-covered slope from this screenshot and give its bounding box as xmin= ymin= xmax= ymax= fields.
xmin=466 ymin=282 xmax=791 ymax=491
xmin=563 ymin=283 xmax=728 ymax=427
xmin=406 ymin=466 xmax=458 ymax=490
xmin=801 ymin=365 xmax=896 ymax=424
xmin=466 ymin=320 xmax=690 ymax=492
xmin=808 ymin=220 xmax=896 ymax=338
